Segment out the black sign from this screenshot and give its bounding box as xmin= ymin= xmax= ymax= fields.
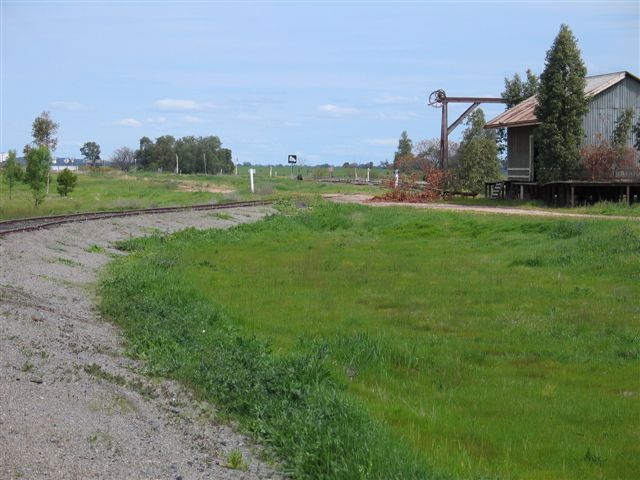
xmin=288 ymin=155 xmax=297 ymax=164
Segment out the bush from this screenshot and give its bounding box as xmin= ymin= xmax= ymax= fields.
xmin=580 ymin=135 xmax=637 ymax=180
xmin=56 ymin=168 xmax=78 ymax=196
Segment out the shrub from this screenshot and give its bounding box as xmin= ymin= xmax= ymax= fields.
xmin=56 ymin=167 xmax=78 ymax=196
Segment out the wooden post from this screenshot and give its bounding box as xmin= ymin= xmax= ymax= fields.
xmin=570 ymin=185 xmax=575 ymax=208
xmin=441 ymin=101 xmax=448 ymax=169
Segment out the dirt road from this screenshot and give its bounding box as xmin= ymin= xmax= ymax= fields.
xmin=0 ymin=206 xmax=281 ymax=480
xmin=326 ymin=194 xmax=639 ymax=220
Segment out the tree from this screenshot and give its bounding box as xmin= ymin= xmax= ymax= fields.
xmin=499 ymin=70 xmax=540 ymax=155
xmin=611 ymin=108 xmax=634 ymax=149
xmin=29 ymin=111 xmax=59 ymax=195
xmin=56 ymin=168 xmax=78 ymax=196
xmin=31 ymin=111 xmax=59 ymax=151
xmin=632 ymin=118 xmax=640 ymax=151
xmin=80 ymin=141 xmax=101 ymax=166
xmin=534 ymin=24 xmax=588 ymax=182
xmin=456 ymin=109 xmax=500 ymax=193
xmin=24 ymin=145 xmax=51 ymax=206
xmin=110 ymin=147 xmax=136 ymax=171
xmin=3 ymin=150 xmax=23 ymax=199
xmin=393 ymin=131 xmax=413 ymax=169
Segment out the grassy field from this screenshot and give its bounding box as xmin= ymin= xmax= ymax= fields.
xmin=0 ymin=169 xmax=381 ymax=220
xmin=101 ymin=201 xmax=639 ymax=479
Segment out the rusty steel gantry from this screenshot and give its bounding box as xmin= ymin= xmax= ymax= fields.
xmin=428 ymin=90 xmax=506 ymax=169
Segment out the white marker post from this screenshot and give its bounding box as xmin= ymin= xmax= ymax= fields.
xmin=394 ymin=169 xmax=400 ymax=189
xmin=355 ymin=168 xmax=358 ymax=180
xmin=269 ymin=166 xmax=273 ymax=177
xmin=175 ymin=154 xmax=179 ymax=174
xmin=235 ymin=164 xmax=238 ymax=176
xmin=249 ymin=168 xmax=256 ymax=193
xmin=367 ymin=168 xmax=370 ymax=183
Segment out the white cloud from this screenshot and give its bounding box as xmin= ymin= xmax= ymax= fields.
xmin=51 ymin=101 xmax=86 ymax=111
xmin=319 ymin=104 xmax=358 ymax=115
xmin=366 ymin=138 xmax=397 ymax=147
xmin=182 ymin=115 xmax=203 ymax=124
xmin=238 ymin=113 xmax=261 ymax=121
xmin=147 ymin=116 xmax=167 ymax=124
xmin=115 ymin=118 xmax=143 ymax=127
xmin=155 ymin=99 xmax=215 ymax=111
xmin=374 ymin=95 xmax=420 ymax=105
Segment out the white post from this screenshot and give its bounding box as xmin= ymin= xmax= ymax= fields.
xmin=235 ymin=164 xmax=238 ymax=176
xmin=249 ymin=168 xmax=255 ymax=193
xmin=354 ymin=168 xmax=358 ymax=180
xmin=394 ymin=170 xmax=399 ymax=189
xmin=175 ymin=154 xmax=179 ymax=174
xmin=367 ymin=168 xmax=370 ymax=183
xmin=269 ymin=166 xmax=272 ymax=177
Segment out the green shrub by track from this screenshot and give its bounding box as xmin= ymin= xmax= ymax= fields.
xmin=100 ymin=200 xmax=640 ymax=479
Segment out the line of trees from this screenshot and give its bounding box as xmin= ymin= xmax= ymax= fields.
xmin=134 ymin=135 xmax=233 ymax=174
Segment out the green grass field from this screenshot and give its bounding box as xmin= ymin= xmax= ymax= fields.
xmin=101 ymin=201 xmax=639 ymax=479
xmin=0 ymin=169 xmax=381 ymax=220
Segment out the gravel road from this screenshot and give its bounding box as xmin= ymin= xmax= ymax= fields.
xmin=326 ymin=193 xmax=639 ymax=220
xmin=0 ymin=206 xmax=282 ymax=480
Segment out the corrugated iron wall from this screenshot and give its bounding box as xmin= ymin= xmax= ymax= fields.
xmin=583 ymin=77 xmax=640 ymax=150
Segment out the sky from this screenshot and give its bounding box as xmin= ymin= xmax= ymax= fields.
xmin=1 ymin=1 xmax=638 ymax=166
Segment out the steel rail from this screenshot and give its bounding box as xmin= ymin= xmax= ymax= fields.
xmin=0 ymin=200 xmax=272 ymax=236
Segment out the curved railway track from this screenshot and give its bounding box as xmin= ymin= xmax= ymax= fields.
xmin=0 ymin=200 xmax=272 ymax=236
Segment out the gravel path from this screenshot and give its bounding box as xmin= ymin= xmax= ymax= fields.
xmin=326 ymin=193 xmax=639 ymax=220
xmin=0 ymin=206 xmax=282 ymax=480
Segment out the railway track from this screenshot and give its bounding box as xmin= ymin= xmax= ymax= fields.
xmin=0 ymin=200 xmax=272 ymax=236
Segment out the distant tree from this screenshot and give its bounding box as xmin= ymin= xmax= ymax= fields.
xmin=31 ymin=111 xmax=59 ymax=151
xmin=3 ymin=150 xmax=23 ymax=199
xmin=456 ymin=109 xmax=500 ymax=193
xmin=24 ymin=145 xmax=51 ymax=206
xmin=414 ymin=138 xmax=459 ymax=170
xmin=393 ymin=131 xmax=413 ymax=169
xmin=110 ymin=147 xmax=136 ymax=172
xmin=56 ymin=168 xmax=78 ymax=196
xmin=534 ymin=24 xmax=588 ymax=181
xmin=633 ymin=118 xmax=640 ymax=151
xmin=498 ymin=69 xmax=539 ymax=155
xmin=80 ymin=141 xmax=101 ymax=166
xmin=611 ymin=108 xmax=634 ymax=149
xmin=135 ymin=136 xmax=155 ymax=169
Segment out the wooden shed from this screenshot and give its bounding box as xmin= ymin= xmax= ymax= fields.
xmin=485 ymin=71 xmax=640 ymax=182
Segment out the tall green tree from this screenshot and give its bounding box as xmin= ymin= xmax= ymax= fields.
xmin=24 ymin=145 xmax=51 ymax=206
xmin=80 ymin=141 xmax=101 ymax=166
xmin=457 ymin=109 xmax=500 ymax=193
xmin=393 ymin=131 xmax=413 ymax=169
xmin=534 ymin=24 xmax=588 ymax=182
xmin=3 ymin=150 xmax=23 ymax=199
xmin=31 ymin=111 xmax=59 ymax=151
xmin=498 ymin=70 xmax=539 ymax=156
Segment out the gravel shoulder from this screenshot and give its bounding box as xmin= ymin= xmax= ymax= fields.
xmin=0 ymin=206 xmax=281 ymax=480
xmin=325 ymin=193 xmax=640 ymax=220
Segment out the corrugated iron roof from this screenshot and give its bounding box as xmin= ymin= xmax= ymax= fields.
xmin=485 ymin=71 xmax=639 ymax=129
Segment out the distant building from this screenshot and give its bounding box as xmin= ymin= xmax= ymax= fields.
xmin=51 ymin=157 xmax=83 ymax=172
xmin=485 ymin=71 xmax=640 ymax=182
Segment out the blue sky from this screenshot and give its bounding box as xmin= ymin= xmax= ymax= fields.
xmin=1 ymin=1 xmax=638 ymax=165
